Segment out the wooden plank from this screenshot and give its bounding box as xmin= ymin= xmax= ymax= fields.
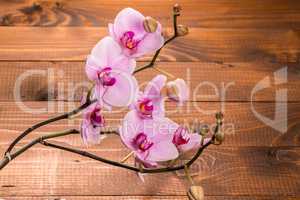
xmin=0 ymin=144 xmax=299 ymax=196
xmin=0 ymin=61 xmax=299 ymax=102
xmin=0 ymin=101 xmax=299 ymax=147
xmin=0 ymin=196 xmax=298 ymax=200
xmin=0 ymin=0 xmax=300 ymax=29
xmin=0 ymin=27 xmax=299 ymax=62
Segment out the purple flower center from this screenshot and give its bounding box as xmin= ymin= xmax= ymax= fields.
xmin=121 ymin=31 xmax=139 ymax=50
xmin=90 ymin=108 xmax=104 ymax=127
xmin=138 ymin=98 xmax=154 ymax=118
xmin=133 ymin=132 xmax=153 ymax=152
xmin=173 ymin=127 xmax=190 ymax=146
xmin=98 ymin=67 xmax=116 ymax=86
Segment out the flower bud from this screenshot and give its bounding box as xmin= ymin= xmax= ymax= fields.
xmin=177 ymin=25 xmax=189 ymax=36
xmin=143 ymin=16 xmax=158 ymax=33
xmin=166 ymin=78 xmax=189 ymax=104
xmin=187 ymin=186 xmax=204 ymax=200
xmin=215 ymin=130 xmax=224 ymax=144
xmin=215 ymin=112 xmax=224 ymax=121
xmin=166 ymin=82 xmax=179 ymax=100
xmin=199 ymin=125 xmax=209 ymax=136
xmin=173 ymin=3 xmax=182 ymax=15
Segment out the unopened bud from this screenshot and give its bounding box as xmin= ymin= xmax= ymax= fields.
xmin=143 ymin=16 xmax=158 ymax=33
xmin=215 ymin=112 xmax=224 ymax=121
xmin=173 ymin=3 xmax=182 ymax=15
xmin=187 ymin=186 xmax=204 ymax=200
xmin=214 ymin=131 xmax=224 ymax=145
xmin=199 ymin=125 xmax=209 ymax=136
xmin=177 ymin=25 xmax=189 ymax=36
xmin=166 ymin=83 xmax=180 ymax=101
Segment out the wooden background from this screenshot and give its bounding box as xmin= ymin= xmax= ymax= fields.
xmin=0 ymin=0 xmax=300 ymax=199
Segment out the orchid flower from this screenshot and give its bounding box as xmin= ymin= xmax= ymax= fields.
xmin=85 ymin=36 xmax=138 ymax=108
xmin=120 ymin=110 xmax=179 ymax=167
xmin=166 ymin=78 xmax=189 ymax=105
xmin=80 ymin=102 xmax=105 ymax=145
xmin=109 ymin=8 xmax=164 ymax=58
xmin=132 ymin=74 xmax=167 ymax=119
xmin=172 ymin=126 xmax=205 ymax=152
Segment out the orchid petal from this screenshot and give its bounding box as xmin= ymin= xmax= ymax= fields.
xmin=91 ymin=36 xmax=123 ymax=67
xmin=143 ymin=117 xmax=178 ymax=139
xmin=178 ymin=133 xmax=201 ymax=152
xmin=147 ymin=138 xmax=179 ymax=162
xmin=152 ymin=97 xmax=165 ymax=118
xmin=110 ymin=55 xmax=136 ymax=74
xmin=85 ymin=55 xmax=101 ymax=81
xmin=134 ymin=23 xmax=164 ymax=57
xmin=120 ymin=110 xmax=143 ymax=148
xmin=113 ymin=8 xmax=145 ymax=39
xmin=102 ymin=71 xmax=138 ymax=107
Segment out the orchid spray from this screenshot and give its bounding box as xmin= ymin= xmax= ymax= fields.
xmin=0 ymin=4 xmax=224 ymax=200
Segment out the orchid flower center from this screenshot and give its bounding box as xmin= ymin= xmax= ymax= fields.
xmin=121 ymin=31 xmax=139 ymax=50
xmin=138 ymin=98 xmax=154 ymax=118
xmin=133 ymin=132 xmax=153 ymax=152
xmin=173 ymin=127 xmax=190 ymax=146
xmin=90 ymin=108 xmax=104 ymax=127
xmin=98 ymin=67 xmax=116 ymax=86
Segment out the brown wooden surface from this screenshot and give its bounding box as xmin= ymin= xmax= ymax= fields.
xmin=0 ymin=0 xmax=300 ymax=29
xmin=0 ymin=27 xmax=299 ymax=62
xmin=0 ymin=61 xmax=299 ymax=102
xmin=0 ymin=101 xmax=299 ymax=147
xmin=0 ymin=0 xmax=300 ymax=199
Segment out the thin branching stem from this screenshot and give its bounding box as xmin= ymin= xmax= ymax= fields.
xmin=39 ymin=137 xmax=212 ymax=174
xmin=133 ymin=10 xmax=179 ymax=74
xmin=0 ymin=129 xmax=79 ymax=170
xmin=4 ymin=6 xmax=181 ymax=156
xmin=0 ymin=113 xmax=223 ymax=172
xmin=0 ymin=5 xmax=218 ymax=176
xmin=3 ymin=99 xmax=97 ymax=156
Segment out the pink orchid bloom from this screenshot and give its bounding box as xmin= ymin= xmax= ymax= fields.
xmin=85 ymin=36 xmax=138 ymax=108
xmin=166 ymin=78 xmax=189 ymax=105
xmin=80 ymin=102 xmax=105 ymax=145
xmin=133 ymin=74 xmax=167 ymax=119
xmin=120 ymin=110 xmax=179 ymax=167
xmin=172 ymin=125 xmax=210 ymax=152
xmin=109 ymin=8 xmax=164 ymax=58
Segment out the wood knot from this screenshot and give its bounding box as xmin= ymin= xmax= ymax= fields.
xmin=19 ymin=2 xmax=43 ymax=15
xmin=1 ymin=14 xmax=12 ymax=26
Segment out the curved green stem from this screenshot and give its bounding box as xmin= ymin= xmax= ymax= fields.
xmin=0 ymin=129 xmax=79 ymax=170
xmin=133 ymin=8 xmax=180 ymax=74
xmin=3 ymin=99 xmax=97 ymax=157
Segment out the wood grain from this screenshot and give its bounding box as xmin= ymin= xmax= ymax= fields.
xmin=0 ymin=196 xmax=298 ymax=200
xmin=0 ymin=61 xmax=299 ymax=102
xmin=0 ymin=27 xmax=299 ymax=62
xmin=0 ymin=0 xmax=300 ymax=29
xmin=0 ymin=101 xmax=299 ymax=147
xmin=0 ymin=1 xmax=299 ymax=198
xmin=0 ymin=144 xmax=299 ymax=196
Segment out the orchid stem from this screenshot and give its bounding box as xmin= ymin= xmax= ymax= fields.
xmin=184 ymin=165 xmax=195 ymax=185
xmin=39 ymin=138 xmax=212 ymax=174
xmin=0 ymin=129 xmax=80 ymax=170
xmin=3 ymin=5 xmax=182 ymax=157
xmin=1 ymin=111 xmax=222 ymax=172
xmin=120 ymin=151 xmax=134 ymax=163
xmin=133 ymin=5 xmax=181 ymax=74
xmin=3 ymin=99 xmax=97 ymax=157
xmin=0 ymin=5 xmax=217 ymax=176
